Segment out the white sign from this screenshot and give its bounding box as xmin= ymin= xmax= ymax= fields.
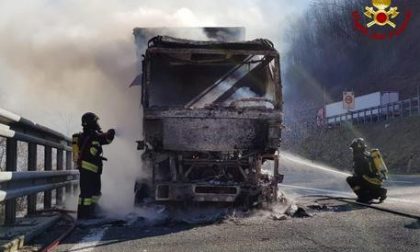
xmin=343 ymin=91 xmax=355 ymax=110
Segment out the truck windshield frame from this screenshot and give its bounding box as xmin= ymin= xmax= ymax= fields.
xmin=142 ymin=47 xmax=282 ymax=110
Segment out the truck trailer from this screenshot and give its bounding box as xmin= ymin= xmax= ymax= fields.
xmin=134 ymin=34 xmax=284 ymax=207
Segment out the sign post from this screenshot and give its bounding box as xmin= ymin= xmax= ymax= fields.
xmin=343 ymin=91 xmax=355 ymax=110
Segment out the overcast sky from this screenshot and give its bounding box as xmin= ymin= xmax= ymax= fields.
xmin=0 ymin=0 xmax=320 ymax=139
xmin=0 ymin=0 xmax=316 ymax=130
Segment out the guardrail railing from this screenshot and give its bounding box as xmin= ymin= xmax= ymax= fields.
xmin=326 ymin=95 xmax=420 ymax=126
xmin=0 ymin=108 xmax=78 ymax=225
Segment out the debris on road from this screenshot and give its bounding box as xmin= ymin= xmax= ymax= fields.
xmin=271 ymin=214 xmax=288 ymax=221
xmin=77 ymin=218 xmax=126 ymax=229
xmin=292 ymin=207 xmax=313 ymax=218
xmin=405 ymin=220 xmax=420 ymax=229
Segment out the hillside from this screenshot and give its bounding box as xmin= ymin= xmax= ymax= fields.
xmin=283 ymin=0 xmax=420 ymax=108
xmin=283 ymin=116 xmax=420 ymax=174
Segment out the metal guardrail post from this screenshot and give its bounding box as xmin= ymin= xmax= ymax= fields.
xmin=409 ymin=99 xmax=412 ymax=117
xmin=399 ymin=101 xmax=403 ymax=119
xmin=5 ymin=138 xmax=17 ymax=225
xmin=44 ymin=146 xmax=52 ymax=209
xmin=392 ymin=103 xmax=395 ymax=119
xmin=65 ymin=151 xmax=72 ymax=194
xmin=56 ymin=149 xmax=63 ymax=205
xmin=363 ymin=110 xmax=366 ymax=124
xmin=27 ymin=143 xmax=37 ymax=215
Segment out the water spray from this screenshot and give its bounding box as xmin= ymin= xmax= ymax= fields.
xmin=280 ymin=152 xmax=351 ymax=177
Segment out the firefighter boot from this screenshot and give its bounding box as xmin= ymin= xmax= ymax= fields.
xmin=78 ymin=197 xmax=94 ymax=219
xmin=355 ymin=189 xmax=373 ymax=204
xmin=77 ymin=204 xmax=90 ymax=219
xmin=378 ymin=188 xmax=387 ymax=203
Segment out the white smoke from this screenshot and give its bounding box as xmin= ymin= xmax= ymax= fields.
xmin=0 ymin=0 xmax=312 ymax=216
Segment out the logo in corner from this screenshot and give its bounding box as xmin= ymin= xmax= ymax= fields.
xmin=352 ymin=0 xmax=412 ymax=40
xmin=365 ymin=0 xmax=399 ymax=28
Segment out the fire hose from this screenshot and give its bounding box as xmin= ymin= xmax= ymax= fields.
xmin=304 ymin=195 xmax=420 ymax=220
xmin=36 ymin=208 xmax=78 ymax=252
xmin=31 ymin=196 xmax=420 ymax=251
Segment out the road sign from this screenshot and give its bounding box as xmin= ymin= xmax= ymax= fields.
xmin=343 ymin=91 xmax=355 ymax=110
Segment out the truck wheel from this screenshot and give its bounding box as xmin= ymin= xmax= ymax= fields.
xmin=134 ymin=181 xmax=150 ymax=205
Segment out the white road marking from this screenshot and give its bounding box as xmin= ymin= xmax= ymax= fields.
xmin=279 ymin=184 xmax=420 ymax=205
xmin=386 ymin=180 xmax=414 ymax=184
xmin=385 ymin=197 xmax=420 ymax=205
xmin=279 ymin=184 xmax=352 ymax=196
xmin=69 ymin=227 xmax=108 ymax=252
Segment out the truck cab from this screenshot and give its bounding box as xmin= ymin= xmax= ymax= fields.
xmin=136 ymin=35 xmax=283 ymax=206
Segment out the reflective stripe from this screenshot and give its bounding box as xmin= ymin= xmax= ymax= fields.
xmin=84 ymin=198 xmax=93 ymax=206
xmin=78 ymin=197 xmax=93 ymax=206
xmin=92 ymin=141 xmax=100 ymax=146
xmin=92 ymin=195 xmax=101 ymax=203
xmin=81 ymin=160 xmax=99 ymax=173
xmin=90 ymin=147 xmax=98 ymax=156
xmin=363 ymin=175 xmax=383 ymax=185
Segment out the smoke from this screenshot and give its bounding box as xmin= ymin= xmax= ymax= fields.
xmin=0 ymin=0 xmax=311 ymax=216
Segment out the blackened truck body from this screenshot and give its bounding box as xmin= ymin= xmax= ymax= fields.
xmin=135 ymin=34 xmax=284 ymax=206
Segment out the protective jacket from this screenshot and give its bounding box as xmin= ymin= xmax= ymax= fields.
xmin=347 ymin=150 xmax=387 ymax=203
xmin=73 ymin=128 xmax=114 ymax=219
xmin=74 ymin=129 xmax=114 ymax=174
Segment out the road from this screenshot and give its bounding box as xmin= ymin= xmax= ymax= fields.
xmin=52 ymin=153 xmax=420 ymax=252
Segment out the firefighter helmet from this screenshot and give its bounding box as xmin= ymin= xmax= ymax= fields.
xmin=350 ymin=138 xmax=367 ymax=152
xmin=81 ymin=112 xmax=100 ymax=130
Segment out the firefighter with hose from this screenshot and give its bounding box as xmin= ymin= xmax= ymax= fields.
xmin=346 ymin=138 xmax=388 ymax=203
xmin=72 ymin=112 xmax=115 ymax=219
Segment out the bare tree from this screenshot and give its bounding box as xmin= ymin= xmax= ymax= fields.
xmin=284 ymin=0 xmax=420 ymax=108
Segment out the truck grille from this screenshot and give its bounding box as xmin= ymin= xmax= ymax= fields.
xmin=156 ymin=185 xmax=170 ymax=199
xmin=194 ymin=186 xmax=238 ymax=195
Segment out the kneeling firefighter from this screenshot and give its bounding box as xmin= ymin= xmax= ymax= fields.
xmin=346 ymin=138 xmax=388 ymax=203
xmin=72 ymin=112 xmax=115 ymax=219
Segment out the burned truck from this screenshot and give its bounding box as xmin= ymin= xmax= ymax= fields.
xmin=135 ymin=35 xmax=283 ymax=207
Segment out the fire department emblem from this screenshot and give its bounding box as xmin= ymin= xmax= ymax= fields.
xmin=364 ymin=0 xmax=399 ymax=28
xmin=352 ymin=0 xmax=412 ymax=40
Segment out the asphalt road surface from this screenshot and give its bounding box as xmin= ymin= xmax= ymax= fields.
xmin=53 ymin=153 xmax=420 ymax=252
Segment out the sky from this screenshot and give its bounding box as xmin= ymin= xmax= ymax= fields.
xmin=0 ymin=0 xmax=316 ymax=123
xmin=0 ymin=0 xmax=317 ymax=131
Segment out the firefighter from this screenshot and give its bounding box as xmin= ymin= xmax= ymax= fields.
xmin=73 ymin=112 xmax=115 ymax=219
xmin=346 ymin=138 xmax=387 ymax=203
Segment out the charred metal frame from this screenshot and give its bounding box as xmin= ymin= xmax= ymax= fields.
xmin=138 ymin=37 xmax=283 ymax=205
xmin=142 ymin=47 xmax=282 ymax=110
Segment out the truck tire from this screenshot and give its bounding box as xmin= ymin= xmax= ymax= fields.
xmin=134 ymin=180 xmax=151 ymax=205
